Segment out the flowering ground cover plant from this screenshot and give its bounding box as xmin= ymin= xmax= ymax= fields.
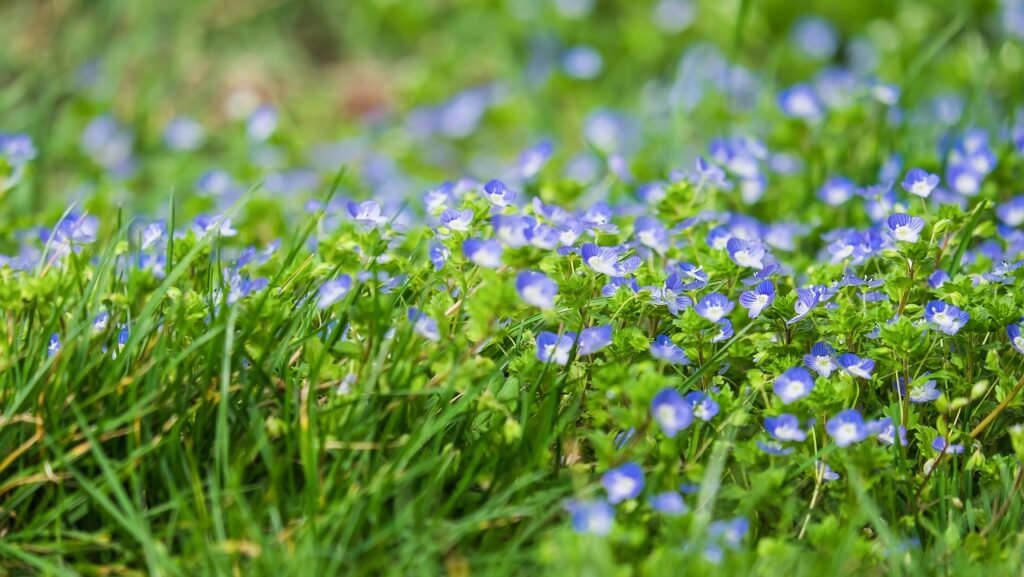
xmin=6 ymin=1 xmax=1024 ymax=575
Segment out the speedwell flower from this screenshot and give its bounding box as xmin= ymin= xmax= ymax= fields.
xmin=515 ymin=271 xmax=559 ymax=309
xmin=774 ymin=367 xmax=815 ymax=404
xmin=650 ymin=335 xmax=690 ymax=365
xmin=651 ymin=388 xmax=693 ymax=437
xmin=804 ymin=342 xmax=838 ymax=377
xmin=739 ymin=280 xmax=775 ymax=318
xmin=826 ymin=409 xmax=868 ymax=447
xmin=924 ymin=300 xmax=969 ymax=335
xmin=602 ymin=462 xmax=645 ymax=504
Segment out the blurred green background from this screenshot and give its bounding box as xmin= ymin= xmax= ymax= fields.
xmin=0 ymin=0 xmax=1020 ymax=216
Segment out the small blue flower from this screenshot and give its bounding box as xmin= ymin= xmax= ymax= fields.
xmin=710 ymin=319 xmax=733 ymax=343
xmin=193 ymin=214 xmax=237 ymax=237
xmin=645 ymin=274 xmax=694 ymax=316
xmin=581 ymin=243 xmax=641 ymax=277
xmin=838 ymin=353 xmax=875 ymax=380
xmin=536 ymin=332 xmax=575 ymax=365
xmin=778 ymin=84 xmax=824 ymax=121
xmin=651 ymin=388 xmax=693 ymax=437
xmin=804 ymin=342 xmax=838 ymax=378
xmin=997 ymin=196 xmax=1024 ymax=227
xmin=684 ymin=391 xmax=719 ymax=422
xmin=492 ymin=215 xmax=537 ymax=247
xmin=873 ymin=417 xmax=908 ymax=446
xmin=928 ymin=270 xmax=950 ymax=289
xmin=709 ymin=517 xmax=749 ymax=549
xmin=440 ymin=208 xmax=474 ymax=231
xmin=563 ymin=45 xmax=604 ymax=79
xmin=901 ymin=168 xmax=940 ymax=198
xmin=92 ymin=311 xmax=110 ymax=333
xmin=826 ymin=409 xmax=868 ymax=447
xmin=818 ymin=462 xmax=840 ymax=481
xmin=463 ymin=238 xmax=504 ymax=268
xmin=246 ymin=105 xmax=278 ymax=142
xmin=765 ymin=414 xmax=807 ymax=442
xmin=673 ymin=263 xmax=708 ymax=290
xmin=739 ymin=280 xmax=775 ymax=319
xmin=483 ymin=179 xmax=515 ymax=207
xmin=408 ymin=308 xmax=440 ymax=342
xmin=140 ymin=222 xmax=165 ymax=251
xmin=818 ymin=176 xmax=856 ymax=206
xmin=578 ymin=325 xmax=613 ymax=356
xmin=519 ymin=141 xmax=553 ymax=178
xmin=774 ymin=367 xmax=815 ymax=404
xmin=895 ymin=375 xmax=941 ymax=403
xmin=565 ymin=499 xmax=614 ymax=535
xmin=602 ymin=462 xmax=645 ymax=504
xmin=931 ymin=436 xmax=965 ymax=454
xmin=756 ymin=440 xmax=794 ymax=456
xmin=886 ymin=213 xmax=925 ymax=243
xmin=726 ymin=238 xmax=766 ymax=269
xmin=163 ymin=116 xmax=206 ymax=151
xmin=347 ymin=201 xmax=388 ymax=228
xmin=649 ymin=492 xmax=688 ymax=516
xmin=1008 ymin=324 xmax=1024 ymax=354
xmin=429 ymin=243 xmax=449 ymax=270
xmin=317 ymin=276 xmax=353 ymax=309
xmin=0 ymin=133 xmax=37 ymax=166
xmin=47 ymin=333 xmax=61 ymax=356
xmin=695 ymin=292 xmax=734 ymax=323
xmin=516 ymin=271 xmax=559 ymax=309
xmin=650 ymin=335 xmax=690 ymax=365
xmin=946 ymin=164 xmax=982 ymax=196
xmin=634 ymin=216 xmax=670 ymax=254
xmin=924 ymin=300 xmax=969 ymax=335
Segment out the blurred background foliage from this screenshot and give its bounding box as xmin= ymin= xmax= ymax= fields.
xmin=0 ymin=0 xmax=1022 ymax=217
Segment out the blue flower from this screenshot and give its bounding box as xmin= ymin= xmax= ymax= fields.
xmin=946 ymin=164 xmax=982 ymax=196
xmin=602 ymin=462 xmax=645 ymax=504
xmin=826 ymin=409 xmax=868 ymax=447
xmin=463 ymin=238 xmax=504 ymax=268
xmin=818 ymin=462 xmax=840 ymax=482
xmin=804 ymin=342 xmax=838 ymax=378
xmin=651 ymin=388 xmax=693 ymax=437
xmin=163 ymin=116 xmax=206 ymax=151
xmin=818 ymin=176 xmax=856 ymax=206
xmin=483 ymin=179 xmax=515 ymax=207
xmin=709 ymin=517 xmax=749 ymax=549
xmin=774 ymin=367 xmax=815 ymax=404
xmin=602 ymin=276 xmax=640 ymax=297
xmin=347 ymin=201 xmax=389 ymax=228
xmin=873 ymin=417 xmax=908 ymax=446
xmin=47 ymin=333 xmax=61 ymax=356
xmin=695 ymin=292 xmax=734 ymax=323
xmin=739 ymin=280 xmax=775 ymax=319
xmin=516 ymin=271 xmax=558 ymax=309
xmin=440 ymin=208 xmax=474 ymax=231
xmin=581 ymin=243 xmax=641 ymax=277
xmin=886 ymin=213 xmax=925 ymax=243
xmin=928 ymin=270 xmax=950 ymax=289
xmin=838 ymin=353 xmax=874 ymax=379
xmin=901 ymin=168 xmax=940 ymax=198
xmin=519 ymin=141 xmax=553 ymax=179
xmin=246 ymin=105 xmax=278 ymax=142
xmin=193 ymin=214 xmax=237 ymax=237
xmin=650 ymin=335 xmax=690 ymax=365
xmin=536 ymin=332 xmax=575 ymax=365
xmin=895 ymin=375 xmax=941 ymax=403
xmin=924 ymin=300 xmax=969 ymax=335
xmin=634 ymin=216 xmax=670 ymax=254
xmin=317 ymin=276 xmax=353 ymax=309
xmin=710 ymin=319 xmax=733 ymax=343
xmin=408 ymin=308 xmax=441 ymax=342
xmin=726 ymin=238 xmax=766 ymax=269
xmin=684 ymin=391 xmax=719 ymax=422
xmin=578 ymin=325 xmax=613 ymax=355
xmin=650 ymin=492 xmax=688 ymax=516
xmin=492 ymin=215 xmax=537 ymax=247
xmin=645 ymin=274 xmax=693 ymax=315
xmin=931 ymin=436 xmax=965 ymax=454
xmin=997 ymin=196 xmax=1024 ymax=227
xmin=756 ymin=440 xmax=794 ymax=456
xmin=89 ymin=312 xmax=109 ymax=334
xmin=565 ymin=499 xmax=614 ymax=535
xmin=672 ymin=263 xmax=708 ymax=290
xmin=0 ymin=133 xmax=37 ymax=166
xmin=1009 ymin=324 xmax=1024 ymax=354
xmin=563 ymin=45 xmax=604 ymax=79
xmin=778 ymin=84 xmax=824 ymax=121
xmin=765 ymin=414 xmax=807 ymax=442
xmin=429 ymin=243 xmax=449 ymax=270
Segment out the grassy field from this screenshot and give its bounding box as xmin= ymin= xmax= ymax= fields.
xmin=3 ymin=0 xmax=1024 ymax=575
